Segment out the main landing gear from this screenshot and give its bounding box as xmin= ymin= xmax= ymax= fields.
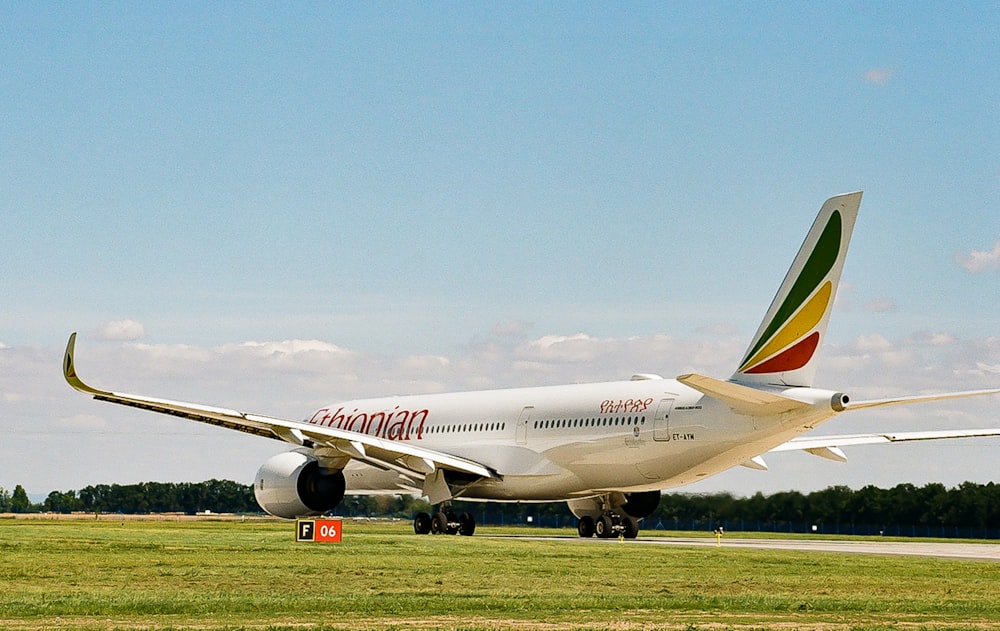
xmin=569 ymin=491 xmax=660 ymax=539
xmin=413 ymin=508 xmax=476 ymax=536
xmin=576 ymin=512 xmax=639 ymax=539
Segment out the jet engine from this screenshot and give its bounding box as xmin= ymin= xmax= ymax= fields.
xmin=254 ymin=449 xmax=345 ymax=519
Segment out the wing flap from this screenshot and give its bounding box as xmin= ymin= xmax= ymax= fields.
xmin=63 ymin=333 xmax=497 ymax=481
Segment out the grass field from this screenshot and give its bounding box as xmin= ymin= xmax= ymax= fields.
xmin=1 ymin=519 xmax=999 ymax=630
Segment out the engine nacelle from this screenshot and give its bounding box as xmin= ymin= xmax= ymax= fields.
xmin=254 ymin=450 xmax=346 ymax=519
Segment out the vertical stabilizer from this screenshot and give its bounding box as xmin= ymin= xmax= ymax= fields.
xmin=733 ymin=192 xmax=862 ymax=387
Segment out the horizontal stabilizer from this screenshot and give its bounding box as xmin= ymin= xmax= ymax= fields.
xmin=848 ymin=389 xmax=1000 ymax=410
xmin=677 ymin=373 xmax=808 ymax=416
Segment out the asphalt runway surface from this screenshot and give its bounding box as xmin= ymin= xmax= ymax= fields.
xmin=488 ymin=534 xmax=1000 ymax=561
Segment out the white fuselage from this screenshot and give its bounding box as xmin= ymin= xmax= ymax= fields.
xmin=303 ymin=377 xmax=843 ymax=502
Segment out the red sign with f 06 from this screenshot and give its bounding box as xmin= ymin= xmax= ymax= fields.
xmin=296 ymin=518 xmax=342 ymax=543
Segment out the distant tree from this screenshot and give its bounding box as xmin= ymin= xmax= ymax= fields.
xmin=72 ymin=480 xmax=260 ymax=514
xmin=10 ymin=485 xmax=33 ymax=513
xmin=44 ymin=490 xmax=82 ymax=513
xmin=945 ymin=481 xmax=997 ymax=530
xmin=768 ymin=490 xmax=807 ymax=523
xmin=337 ymin=495 xmax=379 ymax=517
xmin=742 ymin=491 xmax=769 ymax=522
xmin=806 ymin=485 xmax=852 ymax=526
xmin=202 ymin=478 xmax=257 ymax=513
xmin=0 ymin=487 xmax=10 ymax=512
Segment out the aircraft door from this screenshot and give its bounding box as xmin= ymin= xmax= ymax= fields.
xmin=515 ymin=406 xmax=533 ymax=445
xmin=652 ymin=398 xmax=674 ymax=441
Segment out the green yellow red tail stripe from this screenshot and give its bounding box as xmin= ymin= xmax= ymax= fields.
xmin=733 ymin=192 xmax=862 ymax=386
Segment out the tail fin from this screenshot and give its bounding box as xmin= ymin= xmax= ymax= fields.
xmin=732 ymin=192 xmax=862 ymax=387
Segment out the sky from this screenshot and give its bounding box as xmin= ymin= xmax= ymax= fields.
xmin=3 ymin=3 xmax=999 ymax=500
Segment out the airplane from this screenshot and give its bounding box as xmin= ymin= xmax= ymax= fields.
xmin=63 ymin=191 xmax=1000 ymax=538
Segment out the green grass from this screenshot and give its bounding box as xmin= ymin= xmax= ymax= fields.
xmin=0 ymin=520 xmax=998 ymax=630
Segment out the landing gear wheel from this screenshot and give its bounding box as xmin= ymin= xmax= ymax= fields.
xmin=458 ymin=512 xmax=476 ymax=536
xmin=430 ymin=511 xmax=448 ymax=534
xmin=577 ymin=516 xmax=595 ymax=538
xmin=413 ymin=512 xmax=431 ymax=535
xmin=595 ymin=515 xmax=614 ymax=538
xmin=445 ymin=511 xmax=460 ymax=535
xmin=622 ymin=516 xmax=639 ymax=539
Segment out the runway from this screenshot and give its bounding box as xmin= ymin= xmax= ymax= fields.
xmin=486 ymin=534 xmax=1000 ymax=561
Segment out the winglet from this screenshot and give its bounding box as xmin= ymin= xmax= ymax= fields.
xmin=63 ymin=332 xmax=106 ymax=396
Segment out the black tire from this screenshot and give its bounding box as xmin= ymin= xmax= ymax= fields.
xmin=430 ymin=511 xmax=448 ymax=535
xmin=595 ymin=515 xmax=614 ymax=538
xmin=413 ymin=512 xmax=431 ymax=535
xmin=622 ymin=516 xmax=639 ymax=539
xmin=458 ymin=512 xmax=476 ymax=536
xmin=577 ymin=516 xmax=595 ymax=538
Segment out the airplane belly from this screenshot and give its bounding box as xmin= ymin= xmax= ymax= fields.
xmin=542 ymin=436 xmax=670 ymax=490
xmin=461 ymin=473 xmax=591 ymax=502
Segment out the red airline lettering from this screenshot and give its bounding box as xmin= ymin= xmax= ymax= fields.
xmin=307 ymin=405 xmax=429 ymax=441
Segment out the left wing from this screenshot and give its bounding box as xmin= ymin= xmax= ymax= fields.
xmin=62 ymin=333 xmax=497 ymax=482
xmin=771 ymin=429 xmax=1000 ymax=463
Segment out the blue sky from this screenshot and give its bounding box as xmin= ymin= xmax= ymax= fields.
xmin=3 ymin=4 xmax=999 ymax=497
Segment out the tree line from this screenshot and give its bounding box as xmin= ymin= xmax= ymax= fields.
xmin=333 ymin=482 xmax=1000 ymax=533
xmin=2 ymin=480 xmax=997 ymax=531
xmin=0 ymin=480 xmax=256 ymax=515
xmin=651 ymin=482 xmax=1000 ymax=530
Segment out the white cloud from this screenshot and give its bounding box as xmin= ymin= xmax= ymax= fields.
xmin=230 ymin=340 xmax=348 ymax=356
xmin=397 ymin=354 xmax=451 ymax=374
xmin=519 ymin=333 xmax=600 ymax=363
xmin=492 ymin=320 xmax=534 ymax=338
xmin=57 ymin=414 xmax=107 ymax=430
xmin=853 ymin=333 xmax=893 ymax=352
xmin=97 ymin=319 xmax=145 ymax=341
xmin=956 ymin=239 xmax=1000 ymax=273
xmin=698 ymin=323 xmax=740 ymax=336
xmin=863 ymin=68 xmax=893 ymax=85
xmin=911 ymin=331 xmax=955 ymax=347
xmin=865 ymin=299 xmax=896 ymax=313
xmin=129 ymin=342 xmax=213 ymax=365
